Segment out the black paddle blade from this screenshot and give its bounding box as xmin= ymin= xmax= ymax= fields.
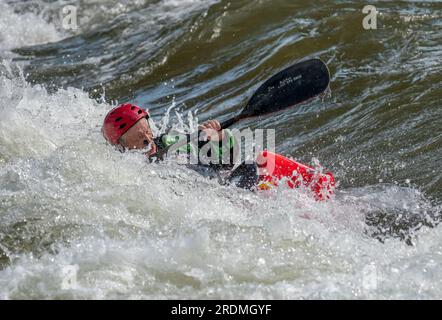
xmin=240 ymin=58 xmax=330 ymax=119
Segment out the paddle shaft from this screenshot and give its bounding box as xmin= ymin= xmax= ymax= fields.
xmin=220 ymin=115 xmax=241 ymax=129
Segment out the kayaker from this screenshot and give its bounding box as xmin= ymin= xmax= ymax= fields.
xmin=101 ymin=59 xmax=335 ymax=200
xmin=102 ymin=103 xmax=258 ymax=189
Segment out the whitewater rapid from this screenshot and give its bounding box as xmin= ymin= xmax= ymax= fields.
xmin=1 ymin=1 xmax=441 ymax=299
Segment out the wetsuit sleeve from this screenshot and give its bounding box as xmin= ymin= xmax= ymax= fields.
xmin=153 ymin=128 xmax=241 ymax=173
xmin=157 ymin=129 xmax=236 ymax=163
xmin=158 ymin=132 xmax=196 ymax=154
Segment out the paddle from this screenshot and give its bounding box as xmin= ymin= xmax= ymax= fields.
xmin=154 ymin=58 xmax=330 ymax=159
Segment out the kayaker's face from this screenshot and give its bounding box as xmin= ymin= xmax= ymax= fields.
xmin=119 ymin=118 xmax=157 ymax=156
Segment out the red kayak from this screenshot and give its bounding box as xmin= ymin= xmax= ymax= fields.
xmin=256 ymin=151 xmax=335 ymax=200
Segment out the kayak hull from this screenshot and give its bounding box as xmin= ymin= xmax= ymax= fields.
xmin=256 ymin=151 xmax=335 ymax=200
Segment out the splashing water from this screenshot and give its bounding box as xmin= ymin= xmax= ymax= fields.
xmin=0 ymin=0 xmax=441 ymax=299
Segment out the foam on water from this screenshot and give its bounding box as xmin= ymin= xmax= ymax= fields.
xmin=0 ymin=2 xmax=63 ymax=52
xmin=0 ymin=0 xmax=218 ymax=47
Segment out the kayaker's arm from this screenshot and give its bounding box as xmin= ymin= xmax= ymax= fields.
xmin=198 ymin=120 xmax=225 ymax=142
xmin=153 ymin=120 xmax=237 ymax=166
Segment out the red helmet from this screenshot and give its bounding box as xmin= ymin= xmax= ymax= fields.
xmin=102 ymin=104 xmax=149 ymax=145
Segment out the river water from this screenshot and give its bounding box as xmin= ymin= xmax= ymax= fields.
xmin=0 ymin=0 xmax=441 ymax=299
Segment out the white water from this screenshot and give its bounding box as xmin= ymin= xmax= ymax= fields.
xmin=1 ymin=1 xmax=442 ymax=300
xmin=0 ymin=2 xmax=63 ymax=52
xmin=1 ymin=61 xmax=441 ymax=299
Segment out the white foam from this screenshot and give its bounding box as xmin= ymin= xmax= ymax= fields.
xmin=0 ymin=2 xmax=63 ymax=52
xmin=0 ymin=61 xmax=108 ymax=159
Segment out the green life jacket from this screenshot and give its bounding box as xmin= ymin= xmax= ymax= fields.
xmin=154 ymin=129 xmax=236 ymax=164
xmin=153 ymin=129 xmax=258 ymax=190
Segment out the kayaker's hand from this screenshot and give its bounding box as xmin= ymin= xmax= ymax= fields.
xmin=198 ymin=119 xmax=225 ymax=141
